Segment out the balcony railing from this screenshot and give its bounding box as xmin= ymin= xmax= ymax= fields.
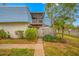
xmin=32 ymin=19 xmax=43 ymax=24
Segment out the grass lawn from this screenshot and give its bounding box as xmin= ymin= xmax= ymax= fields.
xmin=0 ymin=39 xmax=37 ymax=44
xmin=44 ymin=35 xmax=79 ymax=56
xmin=57 ymin=34 xmax=79 ymax=47
xmin=0 ymin=48 xmax=34 ymax=56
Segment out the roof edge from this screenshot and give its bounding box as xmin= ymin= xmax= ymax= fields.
xmin=0 ymin=6 xmax=28 ymax=8
xmin=0 ymin=22 xmax=30 ymax=24
xmin=30 ymin=12 xmax=45 ymax=13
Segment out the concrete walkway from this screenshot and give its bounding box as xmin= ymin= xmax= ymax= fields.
xmin=0 ymin=38 xmax=44 ymax=56
xmin=34 ymin=38 xmax=44 ymax=56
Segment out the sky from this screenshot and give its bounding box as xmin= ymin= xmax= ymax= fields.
xmin=6 ymin=3 xmax=45 ymax=12
xmin=0 ymin=3 xmax=79 ymax=26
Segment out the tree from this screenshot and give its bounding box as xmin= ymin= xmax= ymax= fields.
xmin=77 ymin=26 xmax=79 ymax=31
xmin=45 ymin=3 xmax=60 ymax=35
xmin=64 ymin=24 xmax=76 ymax=35
xmin=45 ymin=3 xmax=77 ymax=40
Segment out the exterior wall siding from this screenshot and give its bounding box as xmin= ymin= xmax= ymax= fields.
xmin=0 ymin=23 xmax=28 ymax=38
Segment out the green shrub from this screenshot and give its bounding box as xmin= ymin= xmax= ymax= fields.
xmin=7 ymin=32 xmax=11 ymax=38
xmin=43 ymin=34 xmax=57 ymax=42
xmin=15 ymin=30 xmax=24 ymax=39
xmin=24 ymin=28 xmax=38 ymax=40
xmin=0 ymin=29 xmax=9 ymax=39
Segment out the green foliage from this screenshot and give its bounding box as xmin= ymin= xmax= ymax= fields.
xmin=7 ymin=32 xmax=11 ymax=38
xmin=24 ymin=28 xmax=38 ymax=40
xmin=0 ymin=48 xmax=34 ymax=56
xmin=45 ymin=3 xmax=77 ymax=40
xmin=15 ymin=30 xmax=24 ymax=39
xmin=0 ymin=29 xmax=9 ymax=39
xmin=43 ymin=34 xmax=57 ymax=42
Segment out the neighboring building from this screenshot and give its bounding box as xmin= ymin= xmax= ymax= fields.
xmin=0 ymin=6 xmax=45 ymax=38
xmin=0 ymin=6 xmax=32 ymax=38
xmin=29 ymin=12 xmax=44 ymax=28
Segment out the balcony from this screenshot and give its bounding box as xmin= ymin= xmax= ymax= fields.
xmin=29 ymin=19 xmax=43 ymax=28
xmin=31 ymin=19 xmax=43 ymax=24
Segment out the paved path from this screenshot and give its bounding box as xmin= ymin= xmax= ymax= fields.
xmin=0 ymin=38 xmax=44 ymax=56
xmin=34 ymin=38 xmax=44 ymax=56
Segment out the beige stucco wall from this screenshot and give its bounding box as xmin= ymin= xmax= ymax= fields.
xmin=38 ymin=27 xmax=55 ymax=37
xmin=0 ymin=22 xmax=28 ymax=38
